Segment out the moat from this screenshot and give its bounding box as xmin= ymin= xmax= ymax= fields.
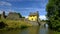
xmin=0 ymin=26 xmax=59 ymax=34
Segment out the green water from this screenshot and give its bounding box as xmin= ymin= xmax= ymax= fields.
xmin=0 ymin=26 xmax=60 ymax=34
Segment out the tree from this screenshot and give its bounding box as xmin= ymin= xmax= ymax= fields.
xmin=46 ymin=0 xmax=60 ymax=31
xmin=18 ymin=13 xmax=22 ymax=18
xmin=22 ymin=16 xmax=25 ymax=18
xmin=0 ymin=14 xmax=1 ymax=19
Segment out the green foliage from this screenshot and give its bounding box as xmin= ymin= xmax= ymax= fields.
xmin=22 ymin=17 xmax=25 ymax=18
xmin=18 ymin=13 xmax=22 ymax=18
xmin=41 ymin=20 xmax=46 ymax=22
xmin=0 ymin=19 xmax=32 ymax=30
xmin=0 ymin=21 xmax=7 ymax=29
xmin=20 ymin=25 xmax=28 ymax=29
xmin=5 ymin=20 xmax=32 ymax=28
xmin=0 ymin=14 xmax=1 ymax=16
xmin=0 ymin=14 xmax=1 ymax=19
xmin=46 ymin=0 xmax=60 ymax=31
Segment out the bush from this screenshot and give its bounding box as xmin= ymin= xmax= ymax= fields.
xmin=46 ymin=0 xmax=60 ymax=31
xmin=0 ymin=21 xmax=7 ymax=29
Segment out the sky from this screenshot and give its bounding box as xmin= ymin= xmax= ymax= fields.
xmin=0 ymin=0 xmax=48 ymax=20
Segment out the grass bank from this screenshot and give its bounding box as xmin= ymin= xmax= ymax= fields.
xmin=0 ymin=19 xmax=32 ymax=30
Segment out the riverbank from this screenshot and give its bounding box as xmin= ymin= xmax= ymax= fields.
xmin=0 ymin=19 xmax=32 ymax=30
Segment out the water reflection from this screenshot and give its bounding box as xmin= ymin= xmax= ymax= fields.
xmin=0 ymin=26 xmax=56 ymax=34
xmin=39 ymin=26 xmax=48 ymax=34
xmin=28 ymin=26 xmax=40 ymax=34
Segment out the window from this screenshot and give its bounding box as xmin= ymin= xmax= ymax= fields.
xmin=32 ymin=18 xmax=33 ymax=21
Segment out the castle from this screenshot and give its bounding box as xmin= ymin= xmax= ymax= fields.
xmin=0 ymin=11 xmax=39 ymax=22
xmin=0 ymin=11 xmax=40 ymax=26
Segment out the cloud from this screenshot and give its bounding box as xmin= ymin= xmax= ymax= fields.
xmin=0 ymin=1 xmax=12 ymax=6
xmin=5 ymin=9 xmax=17 ymax=15
xmin=11 ymin=7 xmax=46 ymax=16
xmin=0 ymin=10 xmax=3 ymax=14
xmin=0 ymin=9 xmax=16 ymax=15
xmin=25 ymin=16 xmax=28 ymax=18
xmin=39 ymin=15 xmax=47 ymax=20
xmin=17 ymin=8 xmax=44 ymax=10
xmin=0 ymin=10 xmax=9 ymax=15
xmin=14 ymin=8 xmax=45 ymax=11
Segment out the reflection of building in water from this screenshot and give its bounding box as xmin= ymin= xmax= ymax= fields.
xmin=28 ymin=27 xmax=40 ymax=34
xmin=28 ymin=11 xmax=39 ymax=22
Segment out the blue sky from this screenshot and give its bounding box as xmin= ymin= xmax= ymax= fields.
xmin=0 ymin=0 xmax=48 ymax=20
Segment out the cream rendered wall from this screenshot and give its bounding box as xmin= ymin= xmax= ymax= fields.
xmin=28 ymin=16 xmax=37 ymax=21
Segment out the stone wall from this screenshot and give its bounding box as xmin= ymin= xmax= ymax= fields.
xmin=6 ymin=12 xmax=20 ymax=20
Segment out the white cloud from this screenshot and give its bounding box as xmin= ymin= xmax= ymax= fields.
xmin=0 ymin=1 xmax=12 ymax=6
xmin=0 ymin=10 xmax=3 ymax=14
xmin=0 ymin=10 xmax=8 ymax=15
xmin=0 ymin=9 xmax=15 ymax=15
xmin=15 ymin=8 xmax=45 ymax=11
xmin=7 ymin=9 xmax=15 ymax=12
xmin=25 ymin=16 xmax=28 ymax=18
xmin=39 ymin=15 xmax=47 ymax=20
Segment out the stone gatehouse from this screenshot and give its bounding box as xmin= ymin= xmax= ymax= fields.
xmin=28 ymin=11 xmax=39 ymax=21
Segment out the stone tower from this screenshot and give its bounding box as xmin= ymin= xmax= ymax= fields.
xmin=1 ymin=11 xmax=5 ymax=19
